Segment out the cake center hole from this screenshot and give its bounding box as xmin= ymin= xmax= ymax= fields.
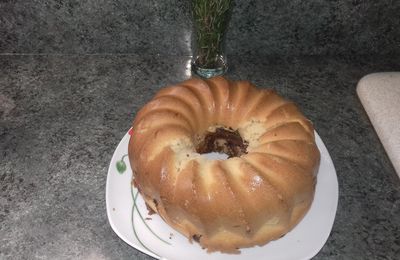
xmin=196 ymin=128 xmax=248 ymax=158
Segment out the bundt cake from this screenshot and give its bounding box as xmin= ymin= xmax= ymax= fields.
xmin=128 ymin=76 xmax=320 ymax=253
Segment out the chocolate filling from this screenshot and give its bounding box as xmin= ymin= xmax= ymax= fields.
xmin=192 ymin=234 xmax=202 ymax=243
xmin=196 ymin=127 xmax=248 ymax=158
xmin=145 ymin=202 xmax=156 ymax=215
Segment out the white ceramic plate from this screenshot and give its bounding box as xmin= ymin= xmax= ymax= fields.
xmin=106 ymin=129 xmax=338 ymax=260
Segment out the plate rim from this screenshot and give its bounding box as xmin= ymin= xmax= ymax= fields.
xmin=105 ymin=132 xmax=160 ymax=259
xmin=106 ymin=129 xmax=339 ymax=260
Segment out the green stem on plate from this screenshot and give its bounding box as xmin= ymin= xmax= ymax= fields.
xmin=131 ymin=189 xmax=160 ymax=256
xmin=131 ymin=187 xmax=171 ymax=245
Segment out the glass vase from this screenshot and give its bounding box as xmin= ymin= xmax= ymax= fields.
xmin=191 ymin=0 xmax=233 ymax=78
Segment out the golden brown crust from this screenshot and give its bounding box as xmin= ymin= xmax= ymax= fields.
xmin=128 ymin=76 xmax=320 ymax=253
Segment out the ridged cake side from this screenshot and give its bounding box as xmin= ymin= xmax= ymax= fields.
xmin=128 ymin=76 xmax=320 ymax=253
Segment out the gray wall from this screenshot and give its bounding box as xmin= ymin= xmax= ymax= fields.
xmin=1 ymin=0 xmax=399 ymax=56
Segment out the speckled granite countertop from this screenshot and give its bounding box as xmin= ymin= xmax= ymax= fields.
xmin=1 ymin=54 xmax=399 ymax=259
xmin=2 ymin=1 xmax=400 ymax=258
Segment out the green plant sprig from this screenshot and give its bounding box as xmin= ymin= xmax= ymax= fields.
xmin=192 ymin=0 xmax=233 ymax=68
